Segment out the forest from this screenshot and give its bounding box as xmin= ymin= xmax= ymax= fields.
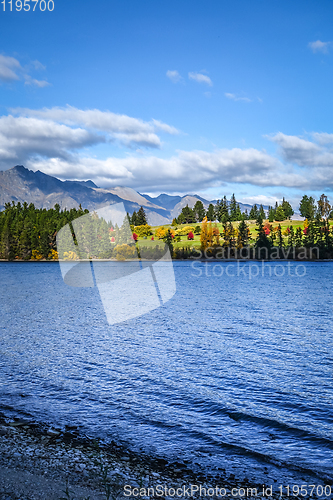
xmin=0 ymin=193 xmax=332 ymax=261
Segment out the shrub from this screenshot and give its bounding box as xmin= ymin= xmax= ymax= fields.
xmin=115 ymin=244 xmax=137 ymax=261
xmin=187 ymin=231 xmax=194 ymax=240
xmin=175 ymin=225 xmax=195 ymax=236
xmin=134 ymin=224 xmax=152 ymax=237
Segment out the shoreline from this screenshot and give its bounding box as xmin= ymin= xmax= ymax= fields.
xmin=0 ymin=413 xmax=281 ymax=500
xmin=1 ymin=258 xmax=333 ymax=263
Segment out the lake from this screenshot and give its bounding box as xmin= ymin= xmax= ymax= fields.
xmin=0 ymin=260 xmax=332 ymax=486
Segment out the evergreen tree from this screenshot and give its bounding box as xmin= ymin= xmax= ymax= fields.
xmin=193 ymin=200 xmax=206 ymax=222
xmin=136 ymin=206 xmax=148 ymax=225
xmin=178 ymin=204 xmax=196 ymax=223
xmin=206 ymin=203 xmax=215 ymax=221
xmin=259 ymin=204 xmax=265 ymax=220
xmin=131 ymin=211 xmax=138 ymax=226
xmin=299 ymin=196 xmax=315 ymax=220
xmin=215 ymin=196 xmax=229 ymax=222
xmin=229 ymin=194 xmax=238 ymax=221
xmin=268 ymin=206 xmax=275 ymax=222
xmin=281 ymin=197 xmax=294 ymax=219
xmin=274 ymin=205 xmax=285 ymax=221
xmin=255 ymin=215 xmax=271 ymax=259
xmin=237 ymin=216 xmax=249 ymax=248
xmin=295 ymin=227 xmax=303 ymax=248
xmin=249 ymin=204 xmax=259 ymax=220
xmin=287 ymin=226 xmax=295 ymax=248
xmin=277 ymin=224 xmax=284 ymax=249
xmin=235 ymin=203 xmax=242 ymax=221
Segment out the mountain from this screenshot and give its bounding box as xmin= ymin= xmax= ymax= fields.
xmin=0 ymin=165 xmax=276 ymax=223
xmin=0 ymin=165 xmax=217 ymax=224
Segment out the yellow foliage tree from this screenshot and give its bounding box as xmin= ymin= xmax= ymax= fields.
xmin=200 ymin=217 xmax=213 ymax=250
xmin=155 ymin=227 xmax=167 ymax=239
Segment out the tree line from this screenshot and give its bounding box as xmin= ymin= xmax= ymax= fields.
xmin=173 ymin=193 xmax=332 ymax=224
xmin=0 ymin=202 xmax=88 ymax=260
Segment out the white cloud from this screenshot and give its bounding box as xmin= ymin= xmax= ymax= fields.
xmin=10 ymin=106 xmax=179 ymax=148
xmin=166 ymin=70 xmax=183 ymax=83
xmin=25 ymin=147 xmax=296 ymax=193
xmin=268 ymin=132 xmax=321 ymax=165
xmin=188 ymin=72 xmax=213 ymax=86
xmin=151 ymin=119 xmax=179 ymax=135
xmin=308 ymin=40 xmax=331 ymax=53
xmin=24 ymin=78 xmax=51 ymax=88
xmin=4 ymin=105 xmax=333 ymax=194
xmin=311 ymin=132 xmax=333 ymax=145
xmin=225 ymin=93 xmax=252 ymax=102
xmin=31 ymin=60 xmax=46 ymax=71
xmin=0 ymin=115 xmax=102 ymax=165
xmin=239 ymin=195 xmax=281 ymax=206
xmin=0 ymin=54 xmax=22 ymax=82
xmin=0 ymin=53 xmax=49 ymax=87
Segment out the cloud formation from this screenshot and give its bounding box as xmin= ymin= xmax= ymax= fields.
xmin=0 ymin=55 xmax=22 ymax=82
xmin=0 ymin=115 xmax=102 ymax=164
xmin=225 ymin=93 xmax=252 ymax=102
xmin=166 ymin=70 xmax=183 ymax=83
xmin=3 ymin=105 xmax=333 ymax=194
xmin=0 ymin=53 xmax=50 ymax=87
xmin=25 ymin=147 xmax=297 ymax=193
xmin=308 ymin=40 xmax=331 ymax=53
xmin=188 ymin=72 xmax=213 ymax=86
xmin=24 ymin=78 xmax=51 ymax=88
xmin=10 ymin=106 xmax=179 ymax=149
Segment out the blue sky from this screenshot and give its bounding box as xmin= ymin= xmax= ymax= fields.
xmin=1 ymin=0 xmax=333 ymax=208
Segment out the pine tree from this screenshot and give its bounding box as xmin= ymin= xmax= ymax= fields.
xmin=274 ymin=205 xmax=285 ymax=221
xmin=235 ymin=203 xmax=242 ymax=221
xmin=229 ymin=194 xmax=238 ymax=221
xmin=255 ymin=215 xmax=271 ymax=259
xmin=193 ymin=200 xmax=206 ymax=222
xmin=237 ymin=216 xmax=249 ymax=248
xmin=281 ymin=198 xmax=294 ymax=219
xmin=136 ymin=206 xmax=148 ymax=225
xmin=206 ymin=203 xmax=215 ymax=221
xmin=259 ymin=204 xmax=265 ymax=220
xmin=216 ymin=196 xmax=229 ymax=222
xmin=295 ymin=227 xmax=303 ymax=248
xmin=131 ymin=211 xmax=138 ymax=226
xmin=249 ymin=204 xmax=259 ymax=220
xmin=268 ymin=206 xmax=275 ymax=222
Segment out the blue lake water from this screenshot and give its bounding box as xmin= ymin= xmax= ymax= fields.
xmin=0 ymin=261 xmax=332 ymax=485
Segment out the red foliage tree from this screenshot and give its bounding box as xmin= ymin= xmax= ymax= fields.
xmin=187 ymin=231 xmax=194 ymax=240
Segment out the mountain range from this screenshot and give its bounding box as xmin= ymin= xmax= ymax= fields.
xmin=0 ymin=165 xmax=255 ymax=224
